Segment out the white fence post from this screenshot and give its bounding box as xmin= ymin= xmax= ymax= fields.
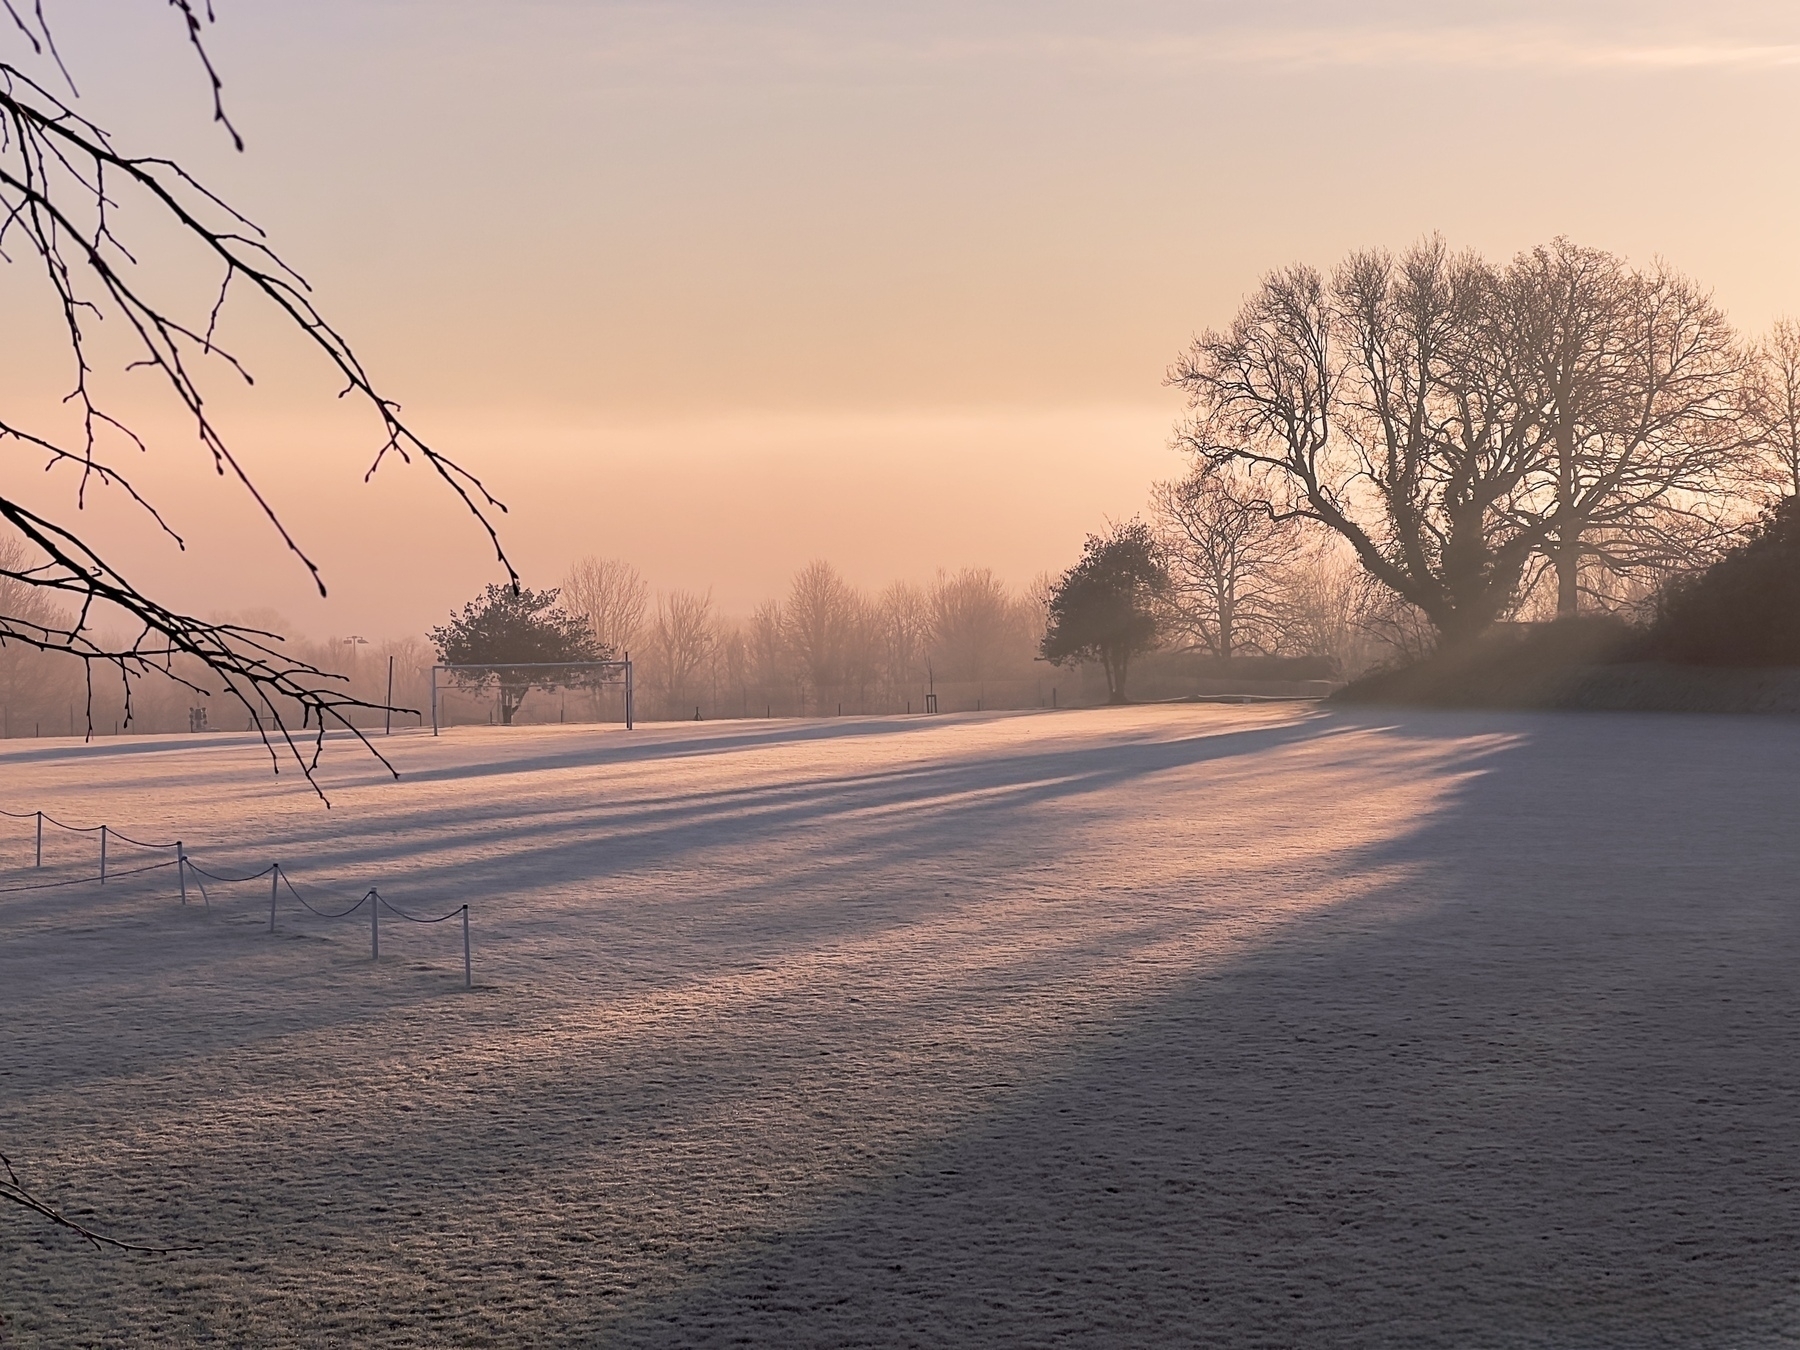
xmin=462 ymin=905 xmax=471 ymax=989
xmin=370 ymin=890 xmax=379 ymax=960
xmin=34 ymin=811 xmax=41 ymax=868
xmin=177 ymin=843 xmax=187 ymax=906
xmin=269 ymin=864 xmax=279 ymax=933
xmin=99 ymin=825 xmax=107 ymax=884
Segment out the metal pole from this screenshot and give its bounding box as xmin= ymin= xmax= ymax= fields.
xmin=462 ymin=905 xmax=471 ymax=989
xmin=177 ymin=844 xmax=187 ymax=906
xmin=386 ymin=655 xmax=395 ymax=736
xmin=625 ymin=655 xmax=634 ymax=731
xmin=34 ymin=811 xmax=41 ymax=868
xmin=431 ymin=666 xmax=440 ymax=736
xmin=370 ymin=890 xmax=379 ymax=960
xmin=99 ymin=825 xmax=107 ymax=884
xmin=269 ymin=864 xmax=279 ymax=933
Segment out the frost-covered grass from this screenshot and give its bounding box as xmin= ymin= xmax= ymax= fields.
xmin=2 ymin=706 xmax=1798 ymax=1347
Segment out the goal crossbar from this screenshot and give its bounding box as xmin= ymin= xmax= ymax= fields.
xmin=430 ymin=659 xmax=634 ymax=734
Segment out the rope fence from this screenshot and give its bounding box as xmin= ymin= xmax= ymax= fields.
xmin=0 ymin=806 xmax=472 ymax=987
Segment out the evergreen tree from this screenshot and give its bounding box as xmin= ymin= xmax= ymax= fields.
xmin=430 ymin=585 xmax=607 ymax=724
xmin=1040 ymin=522 xmax=1166 ymax=703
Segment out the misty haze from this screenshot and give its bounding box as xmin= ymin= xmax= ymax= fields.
xmin=5 ymin=4 xmax=1800 ymax=1348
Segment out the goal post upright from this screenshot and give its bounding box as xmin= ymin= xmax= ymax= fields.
xmin=429 ymin=660 xmax=634 ymax=736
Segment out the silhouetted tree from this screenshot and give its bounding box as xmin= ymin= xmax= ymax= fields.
xmin=562 ymin=557 xmax=649 ymax=658
xmin=429 ymin=585 xmax=604 ymax=724
xmin=1040 ymin=522 xmax=1166 ymax=703
xmin=1173 ymin=238 xmax=1770 ymax=644
xmin=3 ymin=2 xmax=522 ymax=1262
xmin=1747 ymin=318 xmax=1800 ymax=503
xmin=1279 ymin=545 xmax=1382 ymax=675
xmin=784 ymin=561 xmax=860 ymax=712
xmin=748 ymin=599 xmax=791 ymax=714
xmin=647 ymin=588 xmax=714 ymax=717
xmin=1151 ymin=463 xmax=1299 ymax=659
xmin=875 ymin=580 xmax=929 ymax=706
xmin=1171 ymin=241 xmax=1550 ymax=647
xmin=928 ymin=568 xmax=1020 ymax=684
xmin=1506 ymin=241 xmax=1749 ymax=615
xmin=709 ymin=618 xmax=751 ymax=716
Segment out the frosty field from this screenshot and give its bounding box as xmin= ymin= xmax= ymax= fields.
xmin=2 ymin=704 xmax=1798 ymax=1347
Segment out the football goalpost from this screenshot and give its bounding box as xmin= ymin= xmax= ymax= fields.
xmin=430 ymin=659 xmax=634 ymax=735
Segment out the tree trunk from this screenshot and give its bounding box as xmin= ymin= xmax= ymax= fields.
xmin=1553 ymin=542 xmax=1580 ymax=618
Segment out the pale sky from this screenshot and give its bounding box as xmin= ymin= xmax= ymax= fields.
xmin=11 ymin=1 xmax=1800 ymax=636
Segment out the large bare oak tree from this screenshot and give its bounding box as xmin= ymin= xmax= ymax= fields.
xmin=1170 ymin=241 xmax=1549 ymax=645
xmin=1171 ymin=237 xmax=1757 ymax=644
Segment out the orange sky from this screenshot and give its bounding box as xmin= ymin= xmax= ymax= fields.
xmin=10 ymin=1 xmax=1800 ymax=636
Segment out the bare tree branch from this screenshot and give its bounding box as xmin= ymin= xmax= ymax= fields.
xmin=1 ymin=1149 xmax=191 ymax=1254
xmin=0 ymin=8 xmax=518 ymax=793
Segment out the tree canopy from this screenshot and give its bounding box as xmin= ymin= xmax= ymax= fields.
xmin=429 ymin=585 xmax=608 ymax=724
xmin=1040 ymin=522 xmax=1166 ymax=703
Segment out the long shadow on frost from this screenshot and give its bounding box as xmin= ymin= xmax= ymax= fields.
xmin=591 ymin=710 xmax=1800 ymax=1350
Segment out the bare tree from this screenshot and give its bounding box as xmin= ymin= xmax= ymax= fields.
xmin=647 ymin=589 xmax=714 ymax=717
xmin=709 ymin=618 xmax=750 ymax=717
xmin=783 ymin=561 xmax=860 ymax=712
xmin=1172 ymin=242 xmax=1555 ymax=645
xmin=1150 ymin=463 xmax=1300 ymax=659
xmin=1507 ymin=241 xmax=1751 ymax=615
xmin=1279 ymin=543 xmax=1378 ymax=675
xmin=561 ymin=557 xmax=648 ymax=658
xmin=927 ymin=567 xmax=1019 ymax=683
xmin=1746 ymin=317 xmax=1800 ymax=503
xmin=0 ymin=7 xmax=510 ymax=790
xmin=1161 ymin=238 xmax=1756 ymax=644
xmin=1348 ymin=575 xmax=1437 ymax=668
xmin=748 ymin=599 xmax=790 ymax=714
xmin=874 ymin=580 xmax=929 ymax=705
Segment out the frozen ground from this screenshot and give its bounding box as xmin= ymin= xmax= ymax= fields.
xmin=1 ymin=705 xmax=1798 ymax=1347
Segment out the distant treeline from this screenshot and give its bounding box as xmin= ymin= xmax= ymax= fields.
xmin=549 ymin=558 xmax=1056 ymax=722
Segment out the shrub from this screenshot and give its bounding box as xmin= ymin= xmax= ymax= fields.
xmin=1644 ymin=498 xmax=1800 ymax=667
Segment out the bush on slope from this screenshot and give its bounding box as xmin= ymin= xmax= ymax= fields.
xmin=1644 ymin=497 xmax=1800 ymax=667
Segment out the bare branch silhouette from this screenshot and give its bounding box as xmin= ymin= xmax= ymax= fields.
xmin=1 ymin=1149 xmax=189 ymax=1254
xmin=0 ymin=5 xmax=516 ymax=794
